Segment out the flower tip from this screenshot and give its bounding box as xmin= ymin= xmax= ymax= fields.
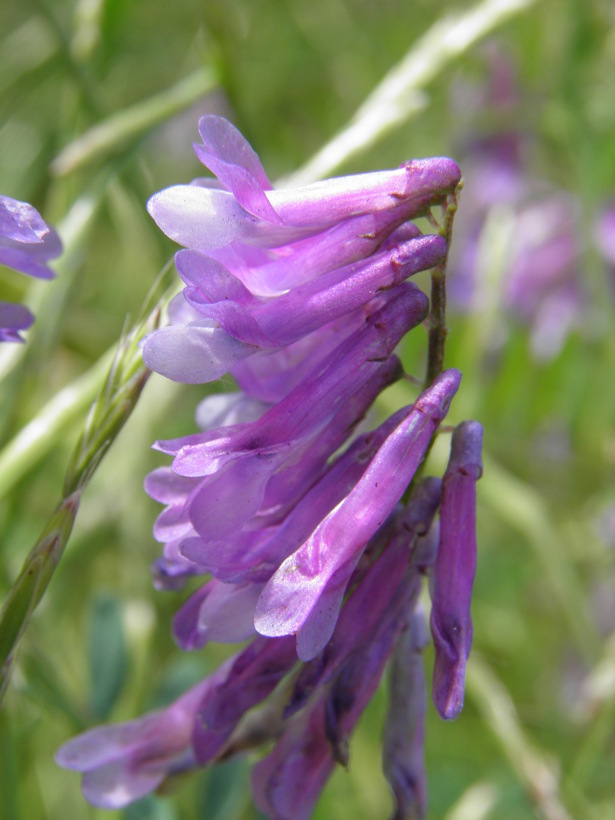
xmin=402 ymin=157 xmax=462 ymax=196
xmin=432 ymin=656 xmax=467 ymax=720
xmin=449 ymin=420 xmax=484 ymax=478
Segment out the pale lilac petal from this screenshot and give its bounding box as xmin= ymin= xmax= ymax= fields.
xmin=175 ymin=250 xmax=259 ymax=306
xmin=173 ymin=579 xmax=262 ymax=649
xmin=81 ymin=758 xmax=167 ymax=809
xmin=142 ymin=321 xmax=257 ymax=383
xmin=147 ymin=185 xmax=308 ymax=252
xmin=196 ymin=116 xmax=273 ymax=192
xmin=194 ymin=391 xmax=270 ymax=430
xmin=0 ymin=302 xmax=34 ymax=342
xmin=0 ymin=195 xmax=62 ymax=279
xmin=144 ymin=467 xmax=196 ymax=505
xmin=194 ymin=115 xmax=283 ymax=224
xmin=295 ymin=557 xmax=361 ymax=662
xmin=187 ymin=456 xmax=277 ymax=539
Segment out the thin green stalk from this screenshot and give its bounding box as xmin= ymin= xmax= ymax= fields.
xmin=0 ymin=305 xmax=161 ymax=705
xmin=481 ymin=455 xmax=601 ymax=663
xmin=0 ymin=351 xmax=113 ymax=498
xmin=466 ymin=653 xmax=578 ymax=820
xmin=566 ymin=634 xmax=615 ymax=792
xmin=425 ymin=188 xmax=460 ymax=389
xmin=51 ymin=67 xmax=219 ymax=176
xmin=284 ymin=0 xmax=540 ymax=186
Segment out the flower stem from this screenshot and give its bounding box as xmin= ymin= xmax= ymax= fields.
xmin=424 ymin=186 xmax=460 ymax=388
xmin=0 ymin=303 xmax=161 ymax=705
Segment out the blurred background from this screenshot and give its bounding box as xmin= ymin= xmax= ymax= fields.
xmin=1 ymin=0 xmax=615 ymax=817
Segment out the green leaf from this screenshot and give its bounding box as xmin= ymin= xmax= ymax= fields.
xmin=88 ymin=594 xmax=127 ymax=720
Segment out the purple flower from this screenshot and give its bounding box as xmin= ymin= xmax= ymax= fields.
xmin=147 ymin=115 xmax=460 ymax=256
xmin=430 ymin=420 xmax=483 ymax=720
xmin=253 ymin=585 xmax=408 ymax=820
xmin=142 ymin=115 xmax=458 ymax=383
xmin=58 ymin=114 xmax=476 ymax=818
xmin=254 ymin=370 xmax=461 ymax=661
xmin=0 ymin=302 xmax=34 ymax=343
xmin=54 ymin=659 xmax=235 ymax=809
xmin=0 ymin=195 xmax=61 ymax=342
xmin=383 ymin=607 xmax=430 ymax=820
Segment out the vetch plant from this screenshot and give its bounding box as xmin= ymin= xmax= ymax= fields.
xmin=0 ymin=195 xmax=62 ymax=342
xmin=55 ymin=115 xmax=482 ymax=818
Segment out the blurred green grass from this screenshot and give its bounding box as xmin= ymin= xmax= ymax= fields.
xmin=1 ymin=0 xmax=615 ymax=817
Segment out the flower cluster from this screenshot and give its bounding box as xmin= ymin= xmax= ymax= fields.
xmin=0 ymin=195 xmax=62 ymax=342
xmin=57 ymin=116 xmax=482 ymax=817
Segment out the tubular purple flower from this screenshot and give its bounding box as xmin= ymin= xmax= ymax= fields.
xmin=147 ymin=115 xmax=461 ymax=254
xmin=230 ymin=305 xmax=375 ymax=403
xmin=0 ymin=194 xmax=62 ymax=341
xmin=253 ymin=590 xmax=406 ymax=820
xmin=155 ymin=285 xmax=427 ymax=474
xmin=150 ymin=359 xmax=402 ymax=588
xmin=142 ymin=233 xmax=440 ymax=384
xmin=148 ymin=353 xmax=402 ymax=550
xmin=286 ymin=479 xmax=441 ymax=716
xmin=251 ymin=697 xmax=334 ymax=820
xmin=192 ymin=635 xmax=297 ymax=763
xmin=323 ymin=580 xmax=410 ymax=767
xmin=430 ymin=420 xmax=483 ymax=720
xmin=207 ymin=210 xmax=423 ymax=297
xmin=54 ymin=657 xmax=235 ymax=809
xmin=172 ymin=578 xmax=263 ymax=650
xmin=179 ymin=396 xmax=410 ymax=585
xmin=0 ymin=302 xmax=34 ymax=343
xmin=0 ymin=195 xmax=62 ymax=279
xmin=255 ymin=370 xmax=461 ymax=660
xmin=58 ymin=108 xmax=474 ymax=817
xmin=383 ymin=606 xmax=430 ymax=820
xmin=176 ymin=233 xmax=445 ymax=347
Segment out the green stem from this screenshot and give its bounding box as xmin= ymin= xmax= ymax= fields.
xmin=466 ymin=654 xmax=580 ymax=820
xmin=0 ymin=351 xmax=113 ymax=498
xmin=51 ymin=67 xmax=219 ymax=176
xmin=0 ymin=305 xmax=161 ymax=705
xmin=480 ymin=454 xmax=601 ymax=663
xmin=424 ymin=188 xmax=459 ymax=389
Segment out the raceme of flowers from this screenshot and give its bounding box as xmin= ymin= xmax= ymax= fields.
xmin=0 ymin=195 xmax=62 ymax=342
xmin=56 ymin=115 xmax=483 ymax=819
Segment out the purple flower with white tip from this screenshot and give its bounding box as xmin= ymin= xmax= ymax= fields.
xmin=0 ymin=194 xmax=61 ymax=341
xmin=147 ymin=115 xmax=460 ymax=256
xmin=54 ymin=658 xmax=235 ymax=809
